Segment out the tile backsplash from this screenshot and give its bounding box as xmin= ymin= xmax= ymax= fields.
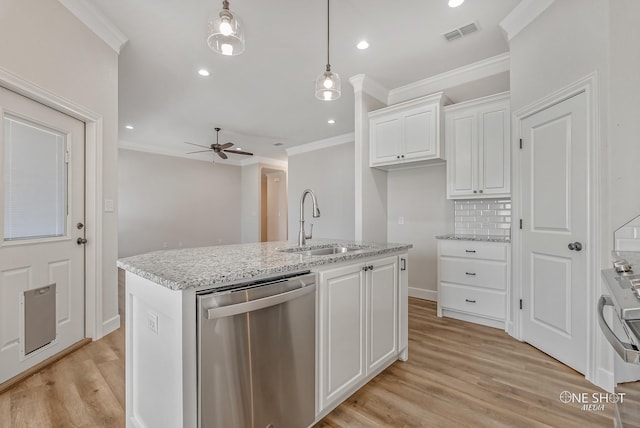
xmin=454 ymin=198 xmax=511 ymax=237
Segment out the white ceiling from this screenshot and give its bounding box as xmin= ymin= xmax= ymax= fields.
xmin=88 ymin=0 xmax=521 ymax=162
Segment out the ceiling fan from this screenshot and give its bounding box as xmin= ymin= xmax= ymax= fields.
xmin=185 ymin=127 xmax=254 ymax=160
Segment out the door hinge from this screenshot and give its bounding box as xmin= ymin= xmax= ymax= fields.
xmin=519 ymin=299 xmax=523 ymax=310
xmin=519 ymin=138 xmax=523 ymax=149
xmin=65 ymin=141 xmax=71 ymax=163
xmin=519 ymin=219 xmax=523 ymax=229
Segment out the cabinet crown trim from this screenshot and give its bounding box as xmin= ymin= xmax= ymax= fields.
xmin=368 ymin=92 xmax=448 ymax=118
xmin=444 ymin=92 xmax=510 ymax=113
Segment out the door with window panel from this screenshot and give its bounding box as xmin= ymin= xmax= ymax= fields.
xmin=0 ymin=87 xmax=85 ymax=383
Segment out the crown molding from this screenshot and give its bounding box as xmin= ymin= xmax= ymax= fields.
xmin=499 ymin=0 xmax=555 ymax=41
xmin=444 ymin=91 xmax=510 ymax=113
xmin=119 ymin=140 xmax=244 ymax=166
xmin=387 ymin=52 xmax=510 ymax=105
xmin=119 ymin=140 xmax=288 ymax=168
xmin=349 ymin=74 xmax=389 ymax=105
xmin=285 ymin=132 xmax=354 ymax=156
xmin=57 ymin=0 xmax=128 ymax=53
xmin=239 ymin=156 xmax=288 ymax=168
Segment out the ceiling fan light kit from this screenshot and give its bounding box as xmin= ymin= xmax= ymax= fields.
xmin=315 ymin=0 xmax=341 ymax=101
xmin=207 ymin=0 xmax=245 ymax=56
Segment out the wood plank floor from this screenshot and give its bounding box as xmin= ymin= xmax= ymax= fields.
xmin=0 ymin=298 xmax=619 ymax=427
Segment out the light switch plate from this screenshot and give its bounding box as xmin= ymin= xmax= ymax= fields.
xmin=104 ymin=199 xmax=114 ymax=212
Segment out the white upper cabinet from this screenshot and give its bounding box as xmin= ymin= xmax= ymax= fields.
xmin=445 ymin=93 xmax=511 ymax=199
xmin=369 ymin=93 xmax=446 ymax=169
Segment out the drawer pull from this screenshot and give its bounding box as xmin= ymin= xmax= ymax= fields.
xmin=465 ymin=299 xmax=477 ymax=303
xmin=465 ymin=272 xmax=476 ymax=276
xmin=465 ymin=250 xmax=476 ymax=253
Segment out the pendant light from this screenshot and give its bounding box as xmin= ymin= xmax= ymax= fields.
xmin=315 ymin=0 xmax=341 ymax=101
xmin=207 ymin=0 xmax=245 ymax=56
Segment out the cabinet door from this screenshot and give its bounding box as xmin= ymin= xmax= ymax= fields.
xmin=478 ymin=104 xmax=510 ymax=195
xmin=446 ymin=111 xmax=477 ymax=198
xmin=366 ymin=256 xmax=398 ymax=374
xmin=370 ymin=114 xmax=402 ymax=166
xmin=403 ymin=104 xmax=437 ymax=160
xmin=318 ymin=264 xmax=366 ymax=411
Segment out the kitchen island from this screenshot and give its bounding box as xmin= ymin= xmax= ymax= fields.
xmin=118 ymin=239 xmax=411 ymax=428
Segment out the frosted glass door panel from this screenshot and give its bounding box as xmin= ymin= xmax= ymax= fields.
xmin=3 ymin=115 xmax=67 ymax=241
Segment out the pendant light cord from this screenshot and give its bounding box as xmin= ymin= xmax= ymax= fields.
xmin=326 ymin=0 xmax=330 ymax=69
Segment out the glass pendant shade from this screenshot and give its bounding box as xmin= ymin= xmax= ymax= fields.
xmin=207 ymin=1 xmax=245 ymax=56
xmin=315 ymin=68 xmax=341 ymax=101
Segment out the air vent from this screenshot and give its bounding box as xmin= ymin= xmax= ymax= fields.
xmin=443 ymin=21 xmax=479 ymax=42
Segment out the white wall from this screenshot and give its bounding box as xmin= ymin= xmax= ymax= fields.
xmin=287 ymin=142 xmax=355 ymax=241
xmin=241 ymin=163 xmax=260 ymax=243
xmin=0 ymin=0 xmax=119 ymax=334
xmin=118 ymin=149 xmax=241 ymax=257
xmin=387 ymin=165 xmax=454 ymax=300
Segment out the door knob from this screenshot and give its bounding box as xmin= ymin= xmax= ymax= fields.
xmin=77 ymin=237 xmax=88 ymax=245
xmin=568 ymin=242 xmax=582 ymax=251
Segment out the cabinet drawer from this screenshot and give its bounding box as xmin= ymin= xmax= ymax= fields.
xmin=438 ymin=240 xmax=507 ymax=261
xmin=439 ymin=258 xmax=506 ymax=290
xmin=439 ymin=283 xmax=505 ymax=320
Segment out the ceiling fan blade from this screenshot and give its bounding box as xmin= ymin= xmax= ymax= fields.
xmin=224 ymin=149 xmax=254 ymax=156
xmin=184 ymin=142 xmax=212 ymax=149
xmin=185 ymin=149 xmax=213 ymax=154
xmin=220 ymin=142 xmax=234 ymax=150
xmin=217 ymin=151 xmax=228 ymax=160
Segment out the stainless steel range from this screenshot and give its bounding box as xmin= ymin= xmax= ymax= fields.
xmin=599 ymin=215 xmax=640 ymax=427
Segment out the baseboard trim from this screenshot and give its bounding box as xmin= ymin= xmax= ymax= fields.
xmin=102 ymin=314 xmax=121 ymax=337
xmin=595 ymin=367 xmax=615 ymax=393
xmin=408 ymin=287 xmax=437 ymax=301
xmin=0 ymin=338 xmax=91 ymax=394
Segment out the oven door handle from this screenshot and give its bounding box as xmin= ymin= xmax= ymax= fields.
xmin=598 ymin=295 xmax=640 ymax=364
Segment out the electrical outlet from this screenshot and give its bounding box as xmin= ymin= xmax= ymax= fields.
xmin=147 ymin=311 xmax=158 ymax=334
xmin=398 ymin=216 xmax=405 ymax=225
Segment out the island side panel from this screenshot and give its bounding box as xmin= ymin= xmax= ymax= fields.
xmin=125 ymin=272 xmax=197 ymax=428
xmin=399 ymin=252 xmax=409 ymax=361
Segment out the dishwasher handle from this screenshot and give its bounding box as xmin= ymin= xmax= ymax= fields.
xmin=206 ymin=283 xmax=315 ymax=320
xmin=597 ymin=295 xmax=640 ymax=364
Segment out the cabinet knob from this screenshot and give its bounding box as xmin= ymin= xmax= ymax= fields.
xmin=396 ymin=155 xmax=400 ymax=159
xmin=473 ymin=190 xmax=477 ymax=194
xmin=465 ymin=272 xmax=476 ymax=276
xmin=479 ymin=190 xmax=483 ymax=193
xmin=401 ymin=155 xmax=405 ymax=158
xmin=465 ymin=299 xmax=477 ymax=303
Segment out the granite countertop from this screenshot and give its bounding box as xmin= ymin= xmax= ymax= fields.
xmin=612 ymin=250 xmax=640 ymax=266
xmin=435 ymin=234 xmax=511 ymax=243
xmin=117 ymin=239 xmax=412 ymax=291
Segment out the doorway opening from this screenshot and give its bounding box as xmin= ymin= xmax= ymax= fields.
xmin=260 ymin=168 xmax=287 ymax=242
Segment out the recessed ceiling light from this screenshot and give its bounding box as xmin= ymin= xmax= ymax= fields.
xmin=125 ymin=125 xmax=134 ymax=130
xmin=198 ymin=68 xmax=211 ymax=77
xmin=236 ymin=147 xmax=242 ymax=150
xmin=356 ymin=40 xmax=369 ymax=50
xmin=328 ymin=119 xmax=336 ymax=124
xmin=448 ymin=0 xmax=464 ymax=7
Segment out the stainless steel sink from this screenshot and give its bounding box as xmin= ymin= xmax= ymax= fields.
xmin=279 ymin=245 xmax=365 ymax=256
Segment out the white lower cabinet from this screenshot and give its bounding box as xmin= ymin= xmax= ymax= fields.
xmin=316 ymin=254 xmax=407 ymax=417
xmin=437 ymin=240 xmax=509 ymax=329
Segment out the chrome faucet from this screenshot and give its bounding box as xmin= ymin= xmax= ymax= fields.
xmin=298 ymin=189 xmax=320 ymax=246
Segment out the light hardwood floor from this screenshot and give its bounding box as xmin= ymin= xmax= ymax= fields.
xmin=0 ymin=298 xmax=620 ymax=427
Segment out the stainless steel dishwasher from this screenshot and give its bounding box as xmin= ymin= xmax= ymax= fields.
xmin=197 ymin=271 xmax=316 ymax=428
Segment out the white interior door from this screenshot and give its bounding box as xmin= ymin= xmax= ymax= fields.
xmin=520 ymin=91 xmax=588 ymax=374
xmin=0 ymin=86 xmax=85 ymax=383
